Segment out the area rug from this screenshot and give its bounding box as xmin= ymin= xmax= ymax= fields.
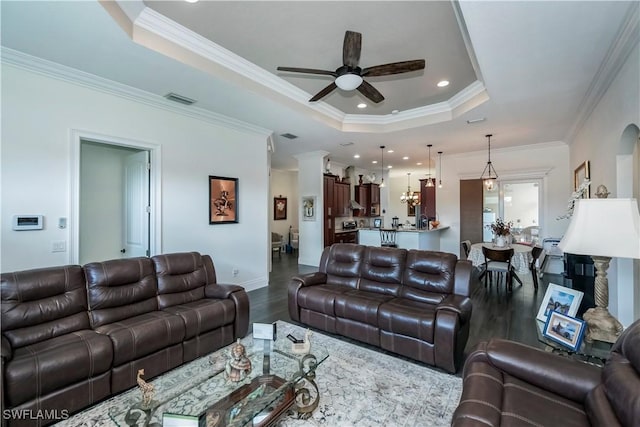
xmin=58 ymin=321 xmax=462 ymax=426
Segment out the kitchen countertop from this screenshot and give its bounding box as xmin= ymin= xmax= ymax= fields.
xmin=358 ymin=227 xmax=448 ymax=233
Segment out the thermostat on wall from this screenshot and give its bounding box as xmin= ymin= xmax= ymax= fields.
xmin=12 ymin=215 xmax=44 ymax=230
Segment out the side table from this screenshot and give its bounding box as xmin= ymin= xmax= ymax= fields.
xmin=535 ymin=320 xmax=612 ymax=366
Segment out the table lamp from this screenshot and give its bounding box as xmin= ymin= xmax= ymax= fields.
xmin=558 ymin=198 xmax=640 ymax=343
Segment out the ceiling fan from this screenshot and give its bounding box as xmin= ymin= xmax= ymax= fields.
xmin=277 ymin=30 xmax=425 ymax=104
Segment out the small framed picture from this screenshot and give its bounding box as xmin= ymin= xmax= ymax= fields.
xmin=543 ymin=311 xmax=586 ymax=352
xmin=302 ymin=196 xmax=316 ymax=221
xmin=274 ymin=196 xmax=287 ymax=221
xmin=373 ymin=218 xmax=382 ymax=228
xmin=574 ymin=160 xmax=590 ymax=198
xmin=536 ymin=283 xmax=584 ymax=322
xmin=209 ymin=176 xmax=238 ymax=224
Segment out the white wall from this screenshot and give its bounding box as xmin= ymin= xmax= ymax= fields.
xmin=569 ymin=40 xmax=640 ymax=326
xmin=1 ymin=64 xmax=271 ymax=291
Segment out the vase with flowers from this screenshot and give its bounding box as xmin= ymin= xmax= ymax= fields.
xmin=488 ymin=218 xmax=513 ymax=247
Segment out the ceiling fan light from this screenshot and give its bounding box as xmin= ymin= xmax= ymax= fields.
xmin=335 ymin=74 xmax=363 ymax=91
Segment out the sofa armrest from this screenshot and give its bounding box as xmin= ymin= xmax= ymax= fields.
xmin=454 ymin=260 xmax=473 ymax=296
xmin=468 ymin=339 xmax=602 ymax=403
xmin=205 ymin=284 xmax=250 ymax=338
xmin=290 ymin=272 xmax=327 ymax=287
xmin=436 ymin=295 xmax=472 ymax=324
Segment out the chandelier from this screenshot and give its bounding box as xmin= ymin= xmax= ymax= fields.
xmin=425 ymin=144 xmax=435 ymax=187
xmin=480 ymin=134 xmax=499 ymax=191
xmin=400 ymin=173 xmax=420 ymax=207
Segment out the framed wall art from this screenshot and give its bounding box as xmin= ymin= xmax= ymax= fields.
xmin=209 ymin=176 xmax=238 ymax=224
xmin=543 ymin=311 xmax=586 ymax=352
xmin=536 ymin=283 xmax=583 ymax=323
xmin=574 ymin=161 xmax=591 ymax=198
xmin=274 ymin=196 xmax=287 ymax=221
xmin=302 ymin=196 xmax=316 ymax=221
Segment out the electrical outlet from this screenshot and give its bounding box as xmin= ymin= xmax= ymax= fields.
xmin=51 ymin=240 xmax=66 ymax=253
xmin=232 ymin=268 xmax=239 ymax=277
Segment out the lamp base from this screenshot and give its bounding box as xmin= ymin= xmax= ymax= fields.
xmin=582 ymin=306 xmax=623 ymax=343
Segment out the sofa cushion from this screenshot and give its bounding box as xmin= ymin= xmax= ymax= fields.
xmin=152 ymin=252 xmax=210 ymax=309
xmin=1 ymin=265 xmax=90 ymax=349
xmin=320 ymin=244 xmax=365 ymax=289
xmin=162 ymin=299 xmax=236 ymax=339
xmin=297 ymin=284 xmax=351 ymax=316
xmin=84 ymin=257 xmax=159 ymax=328
xmin=401 ymin=250 xmax=457 ymax=303
xmin=378 ymin=298 xmax=436 ymax=342
xmin=334 ymin=290 xmax=393 ymax=324
xmin=359 ymin=247 xmax=406 ymax=296
xmin=5 ymin=330 xmax=113 ymax=407
xmin=94 ymin=311 xmax=185 ymax=366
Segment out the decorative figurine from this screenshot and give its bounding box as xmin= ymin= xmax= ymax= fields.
xmin=225 ymin=339 xmax=252 ymax=382
xmin=291 ymin=329 xmax=312 ymax=354
xmin=136 ymin=369 xmax=155 ymax=408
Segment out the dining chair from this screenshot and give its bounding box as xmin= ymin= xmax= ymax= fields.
xmin=460 ymin=240 xmax=471 ymax=260
xmin=271 ymin=232 xmax=283 ymax=257
xmin=529 ymin=246 xmax=544 ymax=290
xmin=481 ymin=246 xmax=516 ymax=291
xmin=380 ymin=229 xmax=398 ymax=248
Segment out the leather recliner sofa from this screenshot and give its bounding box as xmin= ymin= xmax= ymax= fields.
xmin=451 ymin=317 xmax=640 ymax=426
xmin=288 ymin=243 xmax=473 ymax=373
xmin=1 ymin=252 xmax=249 ymax=426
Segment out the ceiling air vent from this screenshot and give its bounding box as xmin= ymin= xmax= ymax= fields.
xmin=280 ymin=133 xmax=298 ymax=140
xmin=164 ymin=92 xmax=196 ymax=105
xmin=340 ymin=142 xmax=354 ymax=146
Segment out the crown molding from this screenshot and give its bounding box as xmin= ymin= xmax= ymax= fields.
xmin=566 ymin=1 xmax=640 ymax=144
xmin=1 ymin=48 xmax=272 ymax=137
xmin=117 ymin=2 xmax=489 ymax=134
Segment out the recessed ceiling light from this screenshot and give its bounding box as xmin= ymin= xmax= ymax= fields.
xmin=416 ymin=162 xmax=423 ymax=165
xmin=392 ymin=110 xmax=399 ymax=114
xmin=372 ymin=160 xmax=378 ymax=164
xmin=387 ymin=150 xmax=394 ymax=153
xmin=354 ymin=154 xmax=360 ymax=159
xmin=357 ymin=103 xmax=367 ymax=109
xmin=437 ymin=80 xmax=450 ymax=87
xmin=387 ymin=165 xmax=393 ymax=169
xmin=402 ymin=156 xmax=409 ymax=160
xmin=184 ymin=0 xmax=199 ymax=3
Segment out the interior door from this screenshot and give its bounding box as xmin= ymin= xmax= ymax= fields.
xmin=123 ymin=150 xmax=150 ymax=257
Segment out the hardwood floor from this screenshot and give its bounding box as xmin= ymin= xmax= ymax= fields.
xmin=248 ymin=251 xmax=563 ymax=362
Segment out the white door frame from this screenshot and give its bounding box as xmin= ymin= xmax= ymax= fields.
xmin=70 ymin=129 xmax=162 ymax=264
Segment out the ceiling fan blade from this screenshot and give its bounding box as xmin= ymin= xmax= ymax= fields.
xmin=362 ymin=60 xmax=425 ymax=77
xmin=310 ymin=82 xmax=338 ymax=102
xmin=343 ymin=31 xmax=362 ymax=68
xmin=277 ymin=67 xmax=336 ymax=76
xmin=357 ymin=80 xmax=384 ymax=103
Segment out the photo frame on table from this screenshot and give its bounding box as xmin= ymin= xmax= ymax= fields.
xmin=536 ymin=283 xmax=584 ymax=322
xmin=574 ymin=160 xmax=591 ymax=198
xmin=302 ymin=196 xmax=316 ymax=221
xmin=373 ymin=218 xmax=382 ymax=228
xmin=274 ymin=196 xmax=287 ymax=221
xmin=543 ymin=311 xmax=586 ymax=352
xmin=209 ymin=176 xmax=238 ymax=224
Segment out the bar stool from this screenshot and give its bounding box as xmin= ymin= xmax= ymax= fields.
xmin=380 ymin=229 xmax=398 ymax=248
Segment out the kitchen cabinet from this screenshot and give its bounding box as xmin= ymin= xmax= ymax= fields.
xmin=323 ymin=174 xmax=335 ymax=247
xmin=419 ymin=179 xmax=437 ymax=220
xmin=334 ymin=181 xmax=350 ymax=217
xmin=335 ymin=231 xmax=358 ymax=244
xmin=354 ymin=183 xmax=380 ymax=217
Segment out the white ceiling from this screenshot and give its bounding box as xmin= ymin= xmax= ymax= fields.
xmin=1 ymin=1 xmax=636 ymax=173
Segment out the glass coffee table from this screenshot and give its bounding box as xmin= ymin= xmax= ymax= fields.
xmin=90 ymin=332 xmax=328 ymax=427
xmin=535 ymin=320 xmax=612 ymax=366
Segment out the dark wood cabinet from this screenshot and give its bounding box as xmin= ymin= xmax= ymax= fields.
xmin=323 ymin=174 xmax=335 ymax=247
xmin=354 ymin=183 xmax=380 ymax=216
xmin=334 ymin=181 xmax=350 ymax=217
xmin=335 ymin=231 xmax=358 ymax=244
xmin=419 ymin=179 xmax=437 ymax=220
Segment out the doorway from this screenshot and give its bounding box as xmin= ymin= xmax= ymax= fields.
xmin=483 ymin=180 xmax=542 ymax=243
xmin=70 ymin=130 xmax=161 ymax=265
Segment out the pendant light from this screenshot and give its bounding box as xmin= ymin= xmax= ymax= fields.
xmin=400 ymin=173 xmax=419 ymax=206
xmin=437 ymin=151 xmax=443 ymax=188
xmin=425 ymin=144 xmax=435 ymax=187
xmin=379 ymin=145 xmax=385 ymax=187
xmin=480 ymin=134 xmax=498 ymax=191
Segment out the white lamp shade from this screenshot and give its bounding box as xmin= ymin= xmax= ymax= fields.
xmin=335 ymin=74 xmax=363 ymax=91
xmin=558 ymin=198 xmax=640 ymax=259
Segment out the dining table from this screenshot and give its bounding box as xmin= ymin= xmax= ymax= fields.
xmin=468 ymin=242 xmax=534 ymax=275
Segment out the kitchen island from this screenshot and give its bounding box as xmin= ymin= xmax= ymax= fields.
xmin=358 ymin=227 xmax=449 ymax=251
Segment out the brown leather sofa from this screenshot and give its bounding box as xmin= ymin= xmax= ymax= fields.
xmin=451 ymin=317 xmax=640 ymax=426
xmin=1 ymin=252 xmax=249 ymax=426
xmin=288 ymin=243 xmax=473 ymax=373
